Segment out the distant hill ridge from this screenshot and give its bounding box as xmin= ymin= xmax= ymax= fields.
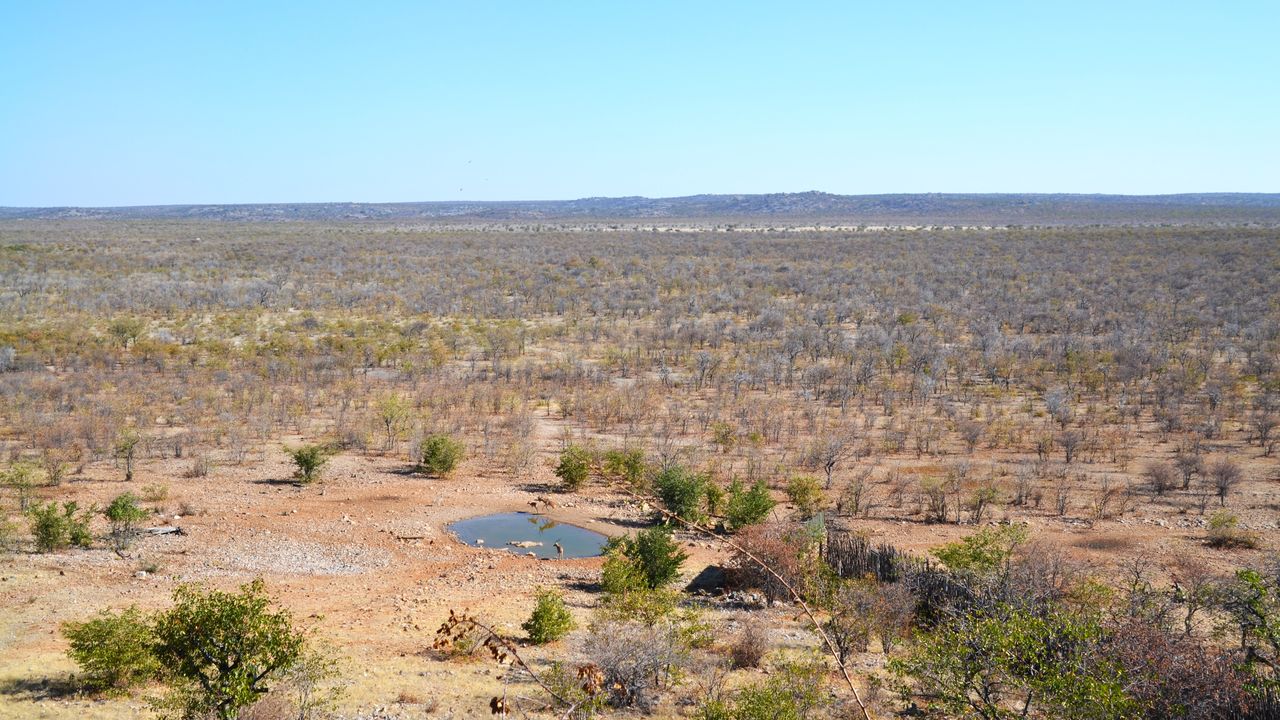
xmin=4 ymin=192 xmax=1280 ymax=224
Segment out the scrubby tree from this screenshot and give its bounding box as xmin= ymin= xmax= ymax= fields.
xmin=1209 ymin=458 xmax=1243 ymax=506
xmin=890 ymin=605 xmax=1133 ymax=720
xmin=1 ymin=461 xmax=42 ymax=511
xmin=554 ymin=445 xmax=593 ymax=491
xmin=104 ymin=492 xmax=149 ymax=555
xmin=522 ymin=588 xmax=575 ymax=644
xmin=114 ymin=430 xmax=141 ymax=482
xmin=805 ymin=435 xmax=855 ymax=489
xmin=784 ymin=475 xmax=825 ymax=519
xmin=602 ymin=448 xmax=648 ymax=490
xmin=418 ymin=434 xmax=464 ymax=476
xmin=151 ymin=579 xmax=306 ymax=720
xmin=602 ymin=526 xmax=688 ymax=591
xmin=653 ymin=465 xmax=709 ymax=522
xmin=374 ymin=394 xmax=411 ymax=453
xmin=725 ymin=479 xmax=777 ymax=530
xmin=286 ymin=444 xmax=336 ymax=484
xmin=28 ymin=501 xmax=93 ymax=552
xmin=1144 ymin=462 xmax=1177 ymax=496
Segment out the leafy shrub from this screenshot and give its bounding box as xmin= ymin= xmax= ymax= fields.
xmin=725 ymin=479 xmax=776 ymax=531
xmin=931 ymin=524 xmax=1029 ymax=575
xmin=105 ymin=492 xmax=149 ymax=553
xmin=140 ymin=483 xmax=170 ymax=502
xmin=602 ymin=448 xmax=648 ymax=490
xmin=654 ymin=465 xmax=709 ymax=522
xmin=62 ymin=606 xmax=160 ymax=694
xmin=151 ymin=579 xmax=306 ymax=719
xmin=114 ymin=430 xmax=141 ymax=482
xmin=598 ymin=587 xmax=682 ymax=627
xmin=28 ymin=501 xmax=93 ymax=553
xmin=890 ymin=605 xmax=1133 ymax=720
xmin=523 ymin=588 xmax=576 ymax=644
xmin=601 ymin=545 xmax=649 ymax=596
xmin=554 ymin=445 xmax=593 ymax=491
xmin=785 ymin=476 xmax=825 ymax=519
xmin=286 ymin=444 xmax=336 ymax=484
xmin=701 ymin=660 xmax=828 ymax=720
xmin=602 ymin=526 xmax=689 ymax=591
xmin=1206 ymin=510 xmax=1258 ymax=549
xmin=0 ymin=518 xmax=20 ymax=553
xmin=418 ymin=434 xmax=464 ymax=476
xmin=2 ymin=461 xmax=43 ymax=511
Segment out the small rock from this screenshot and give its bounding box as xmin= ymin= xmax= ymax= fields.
xmin=135 ymin=571 xmax=149 ymax=579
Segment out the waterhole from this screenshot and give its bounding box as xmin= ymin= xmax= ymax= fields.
xmin=447 ymin=512 xmax=608 ymax=559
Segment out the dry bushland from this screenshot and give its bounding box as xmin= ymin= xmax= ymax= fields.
xmin=1 ymin=220 xmax=1278 ymax=718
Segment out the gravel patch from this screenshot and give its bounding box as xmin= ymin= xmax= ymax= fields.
xmin=203 ymin=536 xmax=391 ymax=577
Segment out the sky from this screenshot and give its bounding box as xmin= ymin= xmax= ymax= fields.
xmin=1 ymin=1 xmax=1277 ymax=206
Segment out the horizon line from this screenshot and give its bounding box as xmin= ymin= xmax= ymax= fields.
xmin=5 ymin=190 xmax=1280 ymax=211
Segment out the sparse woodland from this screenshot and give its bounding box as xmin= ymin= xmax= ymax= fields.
xmin=1 ymin=219 xmax=1279 ymax=719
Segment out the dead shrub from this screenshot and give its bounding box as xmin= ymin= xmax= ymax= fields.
xmin=729 ymin=621 xmax=769 ymax=669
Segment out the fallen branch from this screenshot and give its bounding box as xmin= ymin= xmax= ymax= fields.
xmin=145 ymin=526 xmax=185 ymax=536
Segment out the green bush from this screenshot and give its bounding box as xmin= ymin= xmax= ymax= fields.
xmin=554 ymin=445 xmax=593 ymax=491
xmin=601 ymin=544 xmax=649 ymax=595
xmin=1206 ymin=510 xmax=1258 ymax=549
xmin=62 ymin=606 xmax=160 ymax=694
xmin=0 ymin=518 xmax=20 ymax=553
xmin=105 ymin=492 xmax=149 ymax=554
xmin=152 ymin=579 xmax=306 ymax=720
xmin=418 ymin=434 xmax=464 ymax=476
xmin=28 ymin=501 xmax=93 ymax=553
xmin=890 ymin=604 xmax=1133 ymax=720
xmin=1 ymin=461 xmax=43 ymax=511
xmin=704 ymin=482 xmax=726 ymax=516
xmin=699 ymin=660 xmax=828 ymax=720
xmin=725 ymin=479 xmax=776 ymax=531
xmin=598 ymin=587 xmax=682 ymax=627
xmin=602 ymin=526 xmax=688 ymax=591
xmin=286 ymin=444 xmax=336 ymax=484
xmin=784 ymin=476 xmax=825 ymax=519
xmin=602 ymin=448 xmax=648 ymax=490
xmin=654 ymin=465 xmax=709 ymax=522
xmin=522 ymin=588 xmax=576 ymax=644
xmin=931 ymin=524 xmax=1029 ymax=575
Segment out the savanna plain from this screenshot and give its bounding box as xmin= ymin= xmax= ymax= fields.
xmin=1 ymin=220 xmax=1279 ymax=719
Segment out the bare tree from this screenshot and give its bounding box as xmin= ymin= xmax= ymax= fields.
xmin=806 ymin=433 xmax=856 ymax=489
xmin=1144 ymin=462 xmax=1177 ymax=496
xmin=1209 ymin=459 xmax=1243 ymax=506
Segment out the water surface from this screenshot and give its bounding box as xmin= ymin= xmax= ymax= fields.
xmin=448 ymin=512 xmax=608 ymax=559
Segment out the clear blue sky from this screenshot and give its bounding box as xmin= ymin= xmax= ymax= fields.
xmin=2 ymin=1 xmax=1276 ymax=206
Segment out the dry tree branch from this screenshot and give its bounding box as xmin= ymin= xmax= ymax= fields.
xmin=622 ymin=488 xmax=875 ymax=720
xmin=434 ymin=609 xmax=570 ymax=710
